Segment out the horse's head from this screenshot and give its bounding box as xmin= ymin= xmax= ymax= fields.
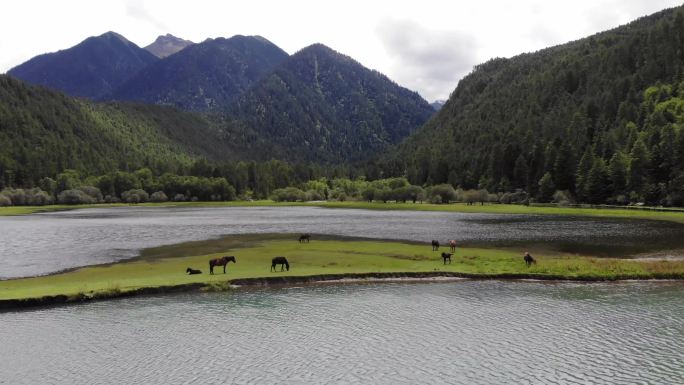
xmin=227 ymin=256 xmax=236 ymax=263
xmin=186 ymin=267 xmax=191 ymax=273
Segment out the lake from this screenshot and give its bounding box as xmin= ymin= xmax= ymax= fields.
xmin=2 ymin=206 xmax=684 ymax=279
xmin=1 ymin=281 xmax=682 ymax=384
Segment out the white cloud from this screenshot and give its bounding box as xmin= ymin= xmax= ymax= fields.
xmin=377 ymin=20 xmax=477 ymax=101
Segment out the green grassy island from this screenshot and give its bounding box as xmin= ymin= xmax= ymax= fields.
xmin=2 ymin=234 xmax=683 ymax=309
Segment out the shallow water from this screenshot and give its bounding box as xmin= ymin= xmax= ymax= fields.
xmin=2 ymin=206 xmax=684 ymax=279
xmin=1 ymin=281 xmax=682 ymax=384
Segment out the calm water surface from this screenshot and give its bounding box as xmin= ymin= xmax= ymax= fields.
xmin=2 ymin=206 xmax=684 ymax=279
xmin=1 ymin=281 xmax=682 ymax=384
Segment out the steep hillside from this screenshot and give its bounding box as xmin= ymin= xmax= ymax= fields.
xmin=108 ymin=35 xmax=289 ymax=110
xmin=391 ymin=6 xmax=684 ymax=205
xmin=7 ymin=32 xmax=158 ymax=99
xmin=230 ymin=44 xmax=435 ymax=162
xmin=144 ymin=34 xmax=194 ymax=58
xmin=0 ymin=75 xmax=252 ymax=187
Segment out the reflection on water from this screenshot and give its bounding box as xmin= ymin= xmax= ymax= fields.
xmin=1 ymin=281 xmax=682 ymax=384
xmin=1 ymin=206 xmax=684 ymax=278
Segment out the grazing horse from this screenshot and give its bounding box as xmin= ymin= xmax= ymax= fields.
xmin=299 ymin=234 xmax=311 ymax=243
xmin=271 ymin=256 xmax=290 ymax=272
xmin=523 ymin=252 xmax=536 ymax=267
xmin=186 ymin=267 xmax=202 ymax=275
xmin=449 ymin=240 xmax=457 ymax=252
xmin=209 ymin=256 xmax=236 ymax=274
xmin=441 ymin=252 xmax=453 ymax=265
xmin=431 ymin=240 xmax=440 ymax=251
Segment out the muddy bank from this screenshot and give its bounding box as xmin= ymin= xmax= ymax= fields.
xmin=3 ymin=271 xmax=683 ymax=312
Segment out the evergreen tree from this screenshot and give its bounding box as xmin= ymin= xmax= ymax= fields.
xmin=586 ymin=159 xmax=611 ymax=203
xmin=575 ymin=147 xmax=595 ymax=201
xmin=537 ymin=172 xmax=556 ymax=203
xmin=629 ymin=138 xmax=650 ymax=193
xmin=513 ymin=155 xmax=529 ymax=189
xmin=608 ymin=152 xmax=628 ymax=197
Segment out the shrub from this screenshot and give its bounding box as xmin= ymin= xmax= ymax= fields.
xmin=57 ymin=189 xmax=97 ymax=205
xmin=499 ymin=190 xmax=529 ymax=204
xmin=78 ymin=186 xmax=103 ymax=203
xmin=121 ymin=189 xmax=149 ymax=203
xmin=0 ymin=194 xmax=11 ymax=206
xmin=1 ymin=188 xmax=27 ymax=205
xmin=104 ymin=195 xmax=121 ymax=203
xmin=552 ymin=190 xmax=575 ymax=206
xmin=428 ymin=184 xmax=458 ymax=204
xmin=271 ymin=187 xmax=306 ymax=202
xmin=305 ymin=189 xmax=324 ymax=201
xmin=28 ymin=190 xmax=54 ymax=206
xmin=150 ymin=191 xmax=169 ymax=203
xmin=429 ymin=194 xmax=443 ymax=204
xmin=173 ymin=193 xmax=186 ymax=202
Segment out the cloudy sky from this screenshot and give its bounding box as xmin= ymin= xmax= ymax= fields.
xmin=0 ymin=0 xmax=680 ymax=101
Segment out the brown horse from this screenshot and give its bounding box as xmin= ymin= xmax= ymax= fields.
xmin=449 ymin=240 xmax=457 ymax=252
xmin=209 ymin=256 xmax=236 ymax=274
xmin=431 ymin=240 xmax=440 ymax=251
xmin=271 ymin=256 xmax=290 ymax=272
xmin=441 ymin=252 xmax=453 ymax=264
xmin=523 ymin=252 xmax=536 ymax=267
xmin=299 ymin=234 xmax=311 ymax=243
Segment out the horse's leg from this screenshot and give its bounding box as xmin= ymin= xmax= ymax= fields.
xmin=223 ymin=264 xmax=226 ymax=274
xmin=209 ymin=263 xmax=213 ymax=275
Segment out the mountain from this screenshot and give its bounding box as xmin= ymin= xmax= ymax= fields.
xmin=108 ymin=35 xmax=289 ymax=111
xmin=7 ymin=32 xmax=158 ymax=99
xmin=0 ymin=75 xmax=254 ymax=187
xmin=390 ymin=6 xmax=684 ymax=205
xmin=430 ymin=100 xmax=446 ymax=111
xmin=144 ymin=34 xmax=194 ymax=58
xmin=229 ymin=43 xmax=435 ymax=162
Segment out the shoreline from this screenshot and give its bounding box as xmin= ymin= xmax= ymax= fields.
xmin=2 ymin=271 xmax=683 ymax=311
xmin=3 ymin=201 xmax=684 ymax=225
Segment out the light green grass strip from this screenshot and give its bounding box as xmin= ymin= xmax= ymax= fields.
xmin=1 ymin=236 xmax=682 ymax=301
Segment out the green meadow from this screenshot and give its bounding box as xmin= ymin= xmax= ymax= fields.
xmin=1 ymin=234 xmax=683 ymax=303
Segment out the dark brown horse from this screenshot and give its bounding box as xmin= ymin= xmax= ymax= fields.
xmin=431 ymin=240 xmax=440 ymax=251
xmin=209 ymin=256 xmax=236 ymax=274
xmin=523 ymin=252 xmax=536 ymax=267
xmin=299 ymin=234 xmax=311 ymax=243
xmin=441 ymin=252 xmax=453 ymax=264
xmin=449 ymin=240 xmax=457 ymax=252
xmin=186 ymin=267 xmax=202 ymax=275
xmin=271 ymin=256 xmax=290 ymax=272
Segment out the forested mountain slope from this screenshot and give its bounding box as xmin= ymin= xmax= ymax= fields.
xmin=390 ymin=6 xmax=684 ymax=205
xmin=7 ymin=32 xmax=158 ymax=99
xmin=108 ymin=35 xmax=289 ymax=111
xmin=0 ymin=75 xmax=252 ymax=187
xmin=230 ymin=44 xmax=435 ymax=162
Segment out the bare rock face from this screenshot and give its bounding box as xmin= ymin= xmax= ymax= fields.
xmin=144 ymin=34 xmax=194 ymax=58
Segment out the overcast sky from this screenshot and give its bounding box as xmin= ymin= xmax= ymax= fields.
xmin=1 ymin=0 xmax=681 ymax=101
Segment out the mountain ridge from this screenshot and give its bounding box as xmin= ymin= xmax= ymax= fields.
xmin=7 ymin=31 xmax=158 ymax=99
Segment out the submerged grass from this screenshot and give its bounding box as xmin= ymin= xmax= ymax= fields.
xmin=1 ymin=234 xmax=683 ymax=303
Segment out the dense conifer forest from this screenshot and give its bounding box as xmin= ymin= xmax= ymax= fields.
xmin=382 ymin=7 xmax=684 ymax=206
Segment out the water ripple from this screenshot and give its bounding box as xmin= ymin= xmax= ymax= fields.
xmin=1 ymin=281 xmax=683 ymax=384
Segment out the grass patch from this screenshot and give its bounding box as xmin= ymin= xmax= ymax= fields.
xmin=1 ymin=234 xmax=683 ymax=303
